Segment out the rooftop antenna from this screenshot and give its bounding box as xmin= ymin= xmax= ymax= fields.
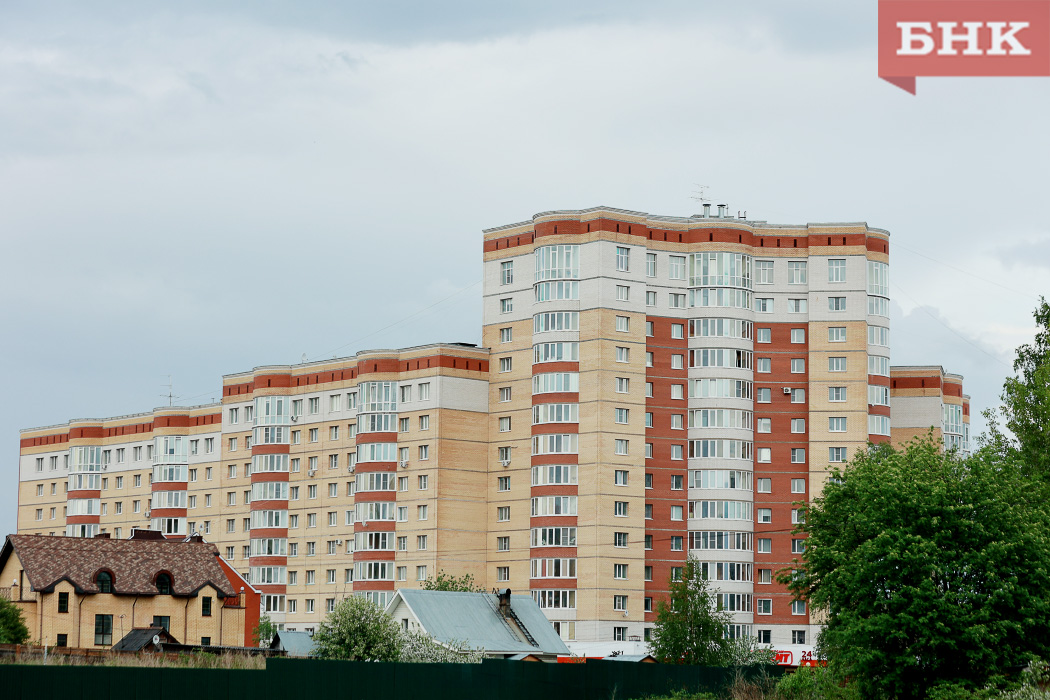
xmin=161 ymin=375 xmax=180 ymax=407
xmin=690 ymin=184 xmax=711 ymax=207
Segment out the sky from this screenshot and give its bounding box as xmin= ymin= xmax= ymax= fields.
xmin=2 ymin=1 xmax=1047 ymax=535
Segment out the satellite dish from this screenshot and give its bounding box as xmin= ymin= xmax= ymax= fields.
xmin=153 ymin=634 xmax=161 ymax=646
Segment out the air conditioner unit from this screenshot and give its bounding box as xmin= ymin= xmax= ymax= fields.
xmin=101 ymin=465 xmax=107 ymax=471
xmin=399 ymin=460 xmax=409 ymax=468
xmin=347 ymin=465 xmax=355 ymax=473
xmin=144 ymin=510 xmax=151 ymax=518
xmin=290 ymin=415 xmax=299 ymax=422
xmin=783 ymin=387 xmax=793 ymax=394
xmin=308 ymin=470 xmax=316 ymax=477
xmin=335 ymin=539 xmax=343 ymax=545
xmin=500 ymin=459 xmax=511 ymax=468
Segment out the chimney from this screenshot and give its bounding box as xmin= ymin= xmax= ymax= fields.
xmin=702 ymin=203 xmax=711 ymax=217
xmin=497 ymin=588 xmax=512 ymax=618
xmin=717 ymin=204 xmax=727 ymax=218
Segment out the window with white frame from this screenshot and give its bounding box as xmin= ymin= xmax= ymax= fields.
xmin=500 ymin=298 xmax=513 ymax=313
xmin=615 ymin=316 xmax=630 ymax=332
xmin=791 ymin=358 xmax=805 ymax=373
xmin=787 ymin=261 xmax=807 ymax=284
xmin=791 ymin=418 xmax=806 ymax=433
xmin=616 ymin=246 xmax=630 ymax=272
xmin=828 ymin=259 xmax=846 ymax=282
xmin=829 ymin=416 xmax=847 ymax=432
xmin=646 ymin=253 xmax=657 ymax=277
xmin=616 ymin=285 xmax=630 ymax=301
xmin=499 ymin=357 xmax=512 ymax=373
xmin=790 ymin=328 xmax=805 ymax=343
xmin=791 ymin=478 xmax=806 ymax=493
xmin=829 ymin=357 xmax=847 ymax=372
xmin=829 ymin=386 xmax=847 ymax=402
xmin=501 ymin=260 xmax=514 ymax=285
xmin=616 ymin=346 xmax=629 ymax=363
xmin=829 ymin=296 xmax=846 ymax=311
xmin=755 ymin=260 xmax=774 ymax=284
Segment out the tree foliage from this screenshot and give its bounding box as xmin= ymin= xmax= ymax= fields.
xmin=420 ymin=570 xmax=482 ymax=592
xmin=0 ymin=597 xmax=29 ymax=645
xmin=789 ymin=436 xmax=1050 ymax=699
xmin=252 ymin=614 xmax=278 ymax=647
xmin=399 ymin=629 xmax=484 ymax=663
xmin=313 ymin=596 xmax=403 ymax=661
xmin=985 ymin=297 xmax=1050 ymax=480
xmin=649 ymin=558 xmax=734 ymax=665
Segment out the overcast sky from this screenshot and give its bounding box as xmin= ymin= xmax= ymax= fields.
xmin=2 ymin=1 xmax=1047 ymax=535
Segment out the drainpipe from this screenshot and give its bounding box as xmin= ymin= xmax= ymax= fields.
xmin=184 ymin=597 xmax=191 ymax=643
xmin=75 ymin=593 xmax=82 ymax=648
xmin=132 ymin=596 xmax=139 ymax=628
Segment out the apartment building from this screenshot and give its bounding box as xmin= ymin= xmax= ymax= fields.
xmin=17 ymin=205 xmax=971 ymax=655
xmin=17 ymin=343 xmax=491 ymax=634
xmin=890 ymin=365 xmax=970 ymax=455
xmin=481 ymin=206 xmax=891 ymax=651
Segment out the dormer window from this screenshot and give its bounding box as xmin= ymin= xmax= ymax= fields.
xmin=156 ymin=573 xmax=172 ymax=595
xmin=96 ymin=571 xmax=113 ymax=593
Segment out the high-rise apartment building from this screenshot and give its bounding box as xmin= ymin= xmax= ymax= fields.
xmin=15 ymin=205 xmax=966 ymax=654
xmin=481 ymin=206 xmax=890 ymax=650
xmin=889 ymin=365 xmax=970 ymax=455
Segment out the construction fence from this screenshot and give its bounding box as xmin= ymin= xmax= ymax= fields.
xmin=0 ymin=656 xmax=787 ymax=700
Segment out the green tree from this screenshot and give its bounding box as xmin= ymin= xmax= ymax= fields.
xmin=649 ymin=557 xmax=733 ymax=665
xmin=420 ymin=570 xmax=482 ymax=592
xmin=252 ymin=614 xmax=278 ymax=647
xmin=313 ymin=596 xmax=403 ymax=661
xmin=789 ymin=436 xmax=1050 ymax=699
xmin=0 ymin=597 xmax=30 ymax=645
xmin=985 ymin=297 xmax=1050 ymax=479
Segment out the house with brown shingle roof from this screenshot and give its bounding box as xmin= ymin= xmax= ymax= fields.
xmin=0 ymin=532 xmax=258 ymax=648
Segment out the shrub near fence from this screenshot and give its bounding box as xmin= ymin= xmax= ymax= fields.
xmin=0 ymin=656 xmax=786 ymax=700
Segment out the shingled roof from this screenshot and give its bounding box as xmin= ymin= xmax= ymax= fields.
xmin=1 ymin=534 xmax=237 ymax=597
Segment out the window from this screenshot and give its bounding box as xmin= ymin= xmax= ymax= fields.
xmin=613 ymin=595 xmax=628 ymax=611
xmin=757 ymin=508 xmax=772 ymax=523
xmin=671 ymin=323 xmax=684 ymax=339
xmin=755 ymin=298 xmax=773 ymax=313
xmin=757 ymin=538 xmax=772 ymax=553
xmin=756 ymin=358 xmax=771 ymax=373
xmin=756 ymin=388 xmax=771 ymax=403
xmin=497 ymin=506 xmax=510 ymax=522
xmin=830 ymin=447 xmax=848 ymax=462
xmin=868 ymin=325 xmax=890 ymax=346
xmin=615 ymin=316 xmax=630 ymax=332
xmin=828 ymin=258 xmax=846 ymax=282
xmin=669 ymin=293 xmax=686 ymax=308
xmin=499 ymin=357 xmax=512 ymax=373
xmin=645 ymin=321 xmax=654 ymax=337
xmin=614 ymin=439 xmax=628 ymax=455
xmin=418 ymin=505 xmax=428 ymax=521
xmin=134 ymin=474 xmax=142 ymax=487
xmin=616 ymin=246 xmax=630 ymax=271
xmin=94 ymin=614 xmax=113 ymax=646
xmin=788 ymin=298 xmax=807 ymax=313
xmin=615 ymin=346 xmax=629 ymax=363
xmin=829 ymin=296 xmax=847 ymax=311
xmin=309 ymin=428 xmax=318 ymax=443
xmin=647 ymin=382 xmax=655 ymax=398
xmin=792 ymin=630 xmax=807 ymax=644
xmin=616 ymin=284 xmax=630 ymax=301
xmin=614 ymin=469 xmax=628 ymax=486
xmin=792 ymin=508 xmax=806 ymax=524
xmin=788 ymin=260 xmax=807 ymax=284
xmin=791 ymin=599 xmax=807 ymax=614
xmin=418 ymin=382 xmax=431 ymax=400
xmin=497 ymin=567 xmax=510 ymax=582
xmin=668 ymin=255 xmax=685 ymax=279
xmin=499 ymin=327 xmax=512 ymax=343
xmin=791 ymin=358 xmax=805 ymax=373
xmin=501 ymin=260 xmax=514 ymax=285
xmin=615 ymin=377 xmax=629 ymax=393
xmin=499 ymin=297 xmax=515 ymax=314
xmin=645 ymin=473 xmax=654 ymax=489
xmin=645 ymin=291 xmax=657 ymax=307
xmin=791 ymin=418 xmax=806 ymax=433
xmin=614 ymin=501 xmax=628 ymax=517
xmin=646 ymin=252 xmax=657 ymax=277
xmin=614 ymin=409 xmax=629 ymax=425
xmin=757 ymin=478 xmax=771 ymax=493
xmin=645 ymin=566 xmax=654 ymax=582
xmin=613 ymin=563 xmax=628 ymax=579
xmin=829 ymin=386 xmax=847 ymax=402
xmin=418 ymin=445 xmax=429 ymax=460
xmin=791 ymin=388 xmax=806 ymax=403
xmin=829 ymin=356 xmax=847 ymax=372
xmin=791 ymin=448 xmax=806 ymax=464
xmin=614 ymin=532 xmax=628 ymax=548
xmin=791 ymin=478 xmax=806 ymax=494
xmin=790 ymin=328 xmax=805 ymax=343
xmin=496 ymin=536 xmax=510 ymax=551
xmin=756 ymin=448 xmax=771 ymax=463
xmin=757 ymin=599 xmax=772 ymax=615
xmin=755 ymin=260 xmax=774 ymax=284
xmin=499 ymin=387 xmax=512 ymax=403
xmin=829 ymin=416 xmax=847 ymax=432
xmin=645 ymin=504 xmax=653 ymax=519
xmin=755 ymin=417 xmax=771 ymax=433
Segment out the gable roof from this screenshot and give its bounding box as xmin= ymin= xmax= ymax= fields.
xmin=1 ymin=534 xmax=236 ymax=597
xmin=270 ymin=631 xmax=317 ymax=657
xmin=388 ymin=589 xmax=569 ymax=657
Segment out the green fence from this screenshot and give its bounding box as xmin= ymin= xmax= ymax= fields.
xmin=0 ymin=657 xmax=787 ymax=700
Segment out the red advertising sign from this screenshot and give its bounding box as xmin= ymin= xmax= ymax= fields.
xmin=878 ymin=0 xmax=1050 ymax=93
